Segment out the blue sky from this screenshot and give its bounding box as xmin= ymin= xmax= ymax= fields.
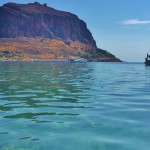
xmin=0 ymin=0 xmax=150 ymax=62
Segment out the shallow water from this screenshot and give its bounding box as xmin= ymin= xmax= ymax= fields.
xmin=0 ymin=62 xmax=150 ymax=150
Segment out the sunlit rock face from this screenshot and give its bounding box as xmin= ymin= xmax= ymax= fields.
xmin=0 ymin=2 xmax=96 ymax=47
xmin=0 ymin=2 xmax=121 ymax=62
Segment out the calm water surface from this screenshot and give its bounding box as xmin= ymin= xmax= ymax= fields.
xmin=0 ymin=62 xmax=150 ymax=150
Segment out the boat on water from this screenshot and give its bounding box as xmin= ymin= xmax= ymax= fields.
xmin=69 ymin=58 xmax=87 ymax=63
xmin=145 ymin=54 xmax=150 ymax=66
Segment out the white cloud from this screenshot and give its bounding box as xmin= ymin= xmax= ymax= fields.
xmin=120 ymin=19 xmax=150 ymax=25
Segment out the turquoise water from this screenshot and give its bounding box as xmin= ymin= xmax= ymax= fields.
xmin=0 ymin=62 xmax=150 ymax=150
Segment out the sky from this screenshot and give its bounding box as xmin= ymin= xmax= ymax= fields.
xmin=0 ymin=0 xmax=150 ymax=62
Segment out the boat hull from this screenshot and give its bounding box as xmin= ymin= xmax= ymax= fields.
xmin=145 ymin=60 xmax=150 ymax=66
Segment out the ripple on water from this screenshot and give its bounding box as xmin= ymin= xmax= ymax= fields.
xmin=0 ymin=62 xmax=150 ymax=150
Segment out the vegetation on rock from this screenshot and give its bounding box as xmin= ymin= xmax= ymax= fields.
xmin=0 ymin=2 xmax=121 ymax=62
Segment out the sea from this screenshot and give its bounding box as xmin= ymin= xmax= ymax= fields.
xmin=0 ymin=62 xmax=150 ymax=150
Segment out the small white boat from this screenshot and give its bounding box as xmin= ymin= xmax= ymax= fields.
xmin=69 ymin=58 xmax=87 ymax=63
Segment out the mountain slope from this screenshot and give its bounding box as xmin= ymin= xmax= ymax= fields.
xmin=0 ymin=2 xmax=121 ymax=62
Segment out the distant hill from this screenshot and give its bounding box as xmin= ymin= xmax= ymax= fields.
xmin=0 ymin=2 xmax=121 ymax=62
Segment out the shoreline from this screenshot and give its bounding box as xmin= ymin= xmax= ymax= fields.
xmin=0 ymin=59 xmax=123 ymax=62
xmin=0 ymin=59 xmax=69 ymax=62
xmin=0 ymin=57 xmax=122 ymax=63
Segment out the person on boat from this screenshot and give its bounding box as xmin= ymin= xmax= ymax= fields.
xmin=146 ymin=53 xmax=150 ymax=60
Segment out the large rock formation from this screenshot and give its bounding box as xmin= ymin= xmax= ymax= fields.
xmin=0 ymin=2 xmax=121 ymax=62
xmin=0 ymin=2 xmax=96 ymax=45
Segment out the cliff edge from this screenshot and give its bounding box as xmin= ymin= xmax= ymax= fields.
xmin=0 ymin=2 xmax=121 ymax=62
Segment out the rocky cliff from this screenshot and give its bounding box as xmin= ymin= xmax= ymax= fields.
xmin=0 ymin=2 xmax=121 ymax=62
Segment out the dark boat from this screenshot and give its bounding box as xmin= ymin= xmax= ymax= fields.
xmin=145 ymin=54 xmax=150 ymax=66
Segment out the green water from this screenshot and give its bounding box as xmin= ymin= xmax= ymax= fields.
xmin=0 ymin=62 xmax=150 ymax=150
